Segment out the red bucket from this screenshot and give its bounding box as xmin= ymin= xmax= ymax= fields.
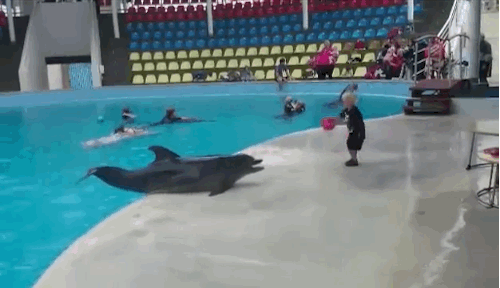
xmin=484 ymin=147 xmax=499 ymax=158
xmin=321 ymin=117 xmax=337 ymax=131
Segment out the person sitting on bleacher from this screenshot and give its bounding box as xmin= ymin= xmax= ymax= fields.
xmin=383 ymin=42 xmax=404 ymax=79
xmin=308 ymin=40 xmax=339 ymax=80
xmin=240 ymin=66 xmax=256 ymax=82
xmin=192 ymin=70 xmax=216 ymax=82
xmin=354 ymin=39 xmax=366 ymax=50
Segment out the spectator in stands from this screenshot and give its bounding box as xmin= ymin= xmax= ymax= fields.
xmin=240 ymin=66 xmax=256 ymax=82
xmin=479 ymin=34 xmax=493 ymax=85
xmin=354 ymin=39 xmax=366 ymax=50
xmin=309 ymin=41 xmax=339 ymax=80
xmin=401 ymin=40 xmax=416 ymax=80
xmin=377 ymin=43 xmax=391 ymax=64
xmin=424 ymin=37 xmax=446 ymax=79
xmin=220 ymin=70 xmax=241 ymax=82
xmin=192 ymin=70 xmax=215 ymax=82
xmin=383 ymin=42 xmax=404 ymax=79
xmin=275 ymin=58 xmax=291 ymax=90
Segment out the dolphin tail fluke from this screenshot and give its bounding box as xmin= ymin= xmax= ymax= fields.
xmin=148 ymin=146 xmax=180 ymax=162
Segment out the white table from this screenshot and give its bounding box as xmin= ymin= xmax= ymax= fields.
xmin=466 ymin=120 xmax=499 ymax=170
xmin=476 ymin=151 xmax=499 ymax=208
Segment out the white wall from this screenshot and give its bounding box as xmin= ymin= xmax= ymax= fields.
xmin=90 ymin=2 xmax=102 ymax=88
xmin=47 ymin=64 xmax=64 ymax=90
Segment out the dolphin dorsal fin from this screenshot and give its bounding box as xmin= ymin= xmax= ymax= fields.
xmin=148 ymin=146 xmax=180 ymax=162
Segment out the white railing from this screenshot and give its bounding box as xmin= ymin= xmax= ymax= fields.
xmin=89 ymin=0 xmax=102 ymax=88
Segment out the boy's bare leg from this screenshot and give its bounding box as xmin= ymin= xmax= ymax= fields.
xmin=348 ymin=150 xmax=358 ymax=161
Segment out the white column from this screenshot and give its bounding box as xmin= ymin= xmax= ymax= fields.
xmin=6 ymin=0 xmax=16 ymax=43
xmin=111 ymin=0 xmax=120 ymax=38
xmin=207 ymin=0 xmax=214 ymax=36
xmin=469 ymin=0 xmax=481 ymax=79
xmin=408 ymin=0 xmax=414 ymax=23
xmin=302 ymin=0 xmax=308 ymax=30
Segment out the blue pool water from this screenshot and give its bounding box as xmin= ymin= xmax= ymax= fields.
xmin=0 ymin=81 xmax=408 ymax=287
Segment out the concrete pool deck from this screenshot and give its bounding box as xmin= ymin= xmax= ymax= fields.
xmin=34 ymin=99 xmax=499 ymax=288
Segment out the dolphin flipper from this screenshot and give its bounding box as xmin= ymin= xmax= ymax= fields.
xmin=148 ymin=146 xmax=180 ymax=162
xmin=208 ymin=180 xmax=232 ymax=197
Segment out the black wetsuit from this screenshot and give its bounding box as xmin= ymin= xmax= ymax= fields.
xmin=150 ymin=116 xmax=202 ymax=126
xmin=340 ymin=106 xmax=365 ymax=151
xmin=284 ymin=100 xmax=305 ymax=116
xmin=284 ymin=100 xmax=295 ymax=114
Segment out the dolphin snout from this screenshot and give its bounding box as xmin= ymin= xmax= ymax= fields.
xmin=252 ymin=159 xmax=263 ymax=165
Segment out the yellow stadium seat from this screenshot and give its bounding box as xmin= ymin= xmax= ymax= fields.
xmin=266 ymin=70 xmax=275 ymax=80
xmin=291 ymin=69 xmax=302 ymax=79
xmin=288 ymin=56 xmax=299 ymax=66
xmin=131 ymin=63 xmax=143 ymax=72
xmin=251 ymin=58 xmax=263 ymax=68
xmin=216 ymin=60 xmax=227 ymax=68
xmin=204 ymin=60 xmax=215 ymax=69
xmin=180 ymin=61 xmax=191 ymax=70
xmin=132 ymin=74 xmax=144 ymax=84
xmin=354 ymin=66 xmax=367 ymax=77
xmin=141 ymin=52 xmax=152 ymax=61
xmin=153 ymin=52 xmax=164 ymax=60
xmin=337 ymin=54 xmax=348 ymax=64
xmin=306 ymin=44 xmax=318 ymax=53
xmin=228 ymin=59 xmax=238 ymax=68
xmin=144 ymin=62 xmax=155 ymax=72
xmin=145 ymin=74 xmax=157 ymax=84
xmin=283 ymin=45 xmax=294 ymax=54
xmin=333 ymin=67 xmax=341 ymax=78
xmin=177 ymin=50 xmax=188 ymax=59
xmin=201 ymin=49 xmax=211 ymax=58
xmin=333 ymin=42 xmax=342 ymax=51
xmin=165 ymin=51 xmax=176 ymax=60
xmin=295 ymin=44 xmax=305 ymax=53
xmin=189 ymin=50 xmax=199 ymax=59
xmin=341 ymin=67 xmax=353 ymax=77
xmin=247 ymin=47 xmax=258 ymax=56
xmin=270 ymin=46 xmax=281 ymax=55
xmin=300 ymin=56 xmax=310 ymax=65
xmin=318 ymin=43 xmax=325 ymax=51
xmin=129 ymin=52 xmax=140 ymax=61
xmin=192 ymin=60 xmax=204 ymax=69
xmin=224 ymin=48 xmax=234 ymax=57
xmin=157 ymin=74 xmax=169 ymax=84
xmin=258 ymin=47 xmax=269 ymax=56
xmin=156 ymin=62 xmax=167 ymax=71
xmin=263 ymin=58 xmax=274 ymax=67
xmin=351 ymin=53 xmax=362 ymax=60
xmin=206 ymin=72 xmax=217 ymax=82
xmin=362 ymin=52 xmax=375 ymax=63
xmin=212 ymin=49 xmax=223 ymax=57
xmin=168 ymin=62 xmax=179 ymax=71
xmin=235 ymin=48 xmax=246 ymax=57
xmin=170 ymin=74 xmax=181 ymax=83
xmin=182 ymin=73 xmax=193 ymax=82
xmin=239 ymin=59 xmax=251 ymax=68
xmin=254 ymin=70 xmax=265 ymax=80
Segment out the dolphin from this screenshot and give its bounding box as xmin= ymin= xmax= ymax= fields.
xmin=77 ymin=146 xmax=264 ymax=197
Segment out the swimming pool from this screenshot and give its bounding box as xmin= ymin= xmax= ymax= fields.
xmin=0 ymin=81 xmax=408 ymax=287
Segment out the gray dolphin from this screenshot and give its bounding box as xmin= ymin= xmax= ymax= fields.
xmin=77 ymin=146 xmax=264 ymax=197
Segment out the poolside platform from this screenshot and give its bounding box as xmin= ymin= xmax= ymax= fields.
xmin=34 ymin=99 xmax=499 ymax=288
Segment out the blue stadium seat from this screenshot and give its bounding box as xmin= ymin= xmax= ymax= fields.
xmin=375 ymin=7 xmax=386 ymax=17
xmin=293 ymin=23 xmax=301 ymax=32
xmin=188 ymin=21 xmax=196 ymax=30
xmin=376 ymin=28 xmax=388 ymax=38
xmin=187 ymin=30 xmax=196 ymax=38
xmin=196 ymin=39 xmax=206 ymax=49
xmin=364 ymin=8 xmax=374 ymax=17
xmin=249 ymin=27 xmax=257 ymax=36
xmin=353 ymin=9 xmax=363 ymax=18
xmin=228 ymin=38 xmax=237 ymax=47
xmin=250 ymin=36 xmax=259 ymax=46
xmin=346 ymin=19 xmax=356 ymax=29
xmin=342 ymin=10 xmax=352 ymax=19
xmin=238 ymin=19 xmax=247 ymax=27
xmin=136 ymin=23 xmax=145 ymax=32
xmin=271 ymin=25 xmax=280 ymax=34
xmin=208 ymin=38 xmax=217 ymax=48
xmin=260 ymin=26 xmax=269 ymax=35
xmin=216 ymin=28 xmax=225 ymax=37
xmin=153 ymin=31 xmax=162 ymax=41
xmin=334 ymin=20 xmax=344 ymax=29
xmin=306 ymin=33 xmax=316 ymax=42
xmin=198 ymin=30 xmax=207 ymax=38
xmin=329 ymin=31 xmax=340 ymax=41
xmin=239 ymin=37 xmax=248 ymax=46
xmin=152 ymin=41 xmax=162 ymax=50
xmin=229 ymin=28 xmax=237 ymax=37
xmin=164 ymin=40 xmax=172 ymax=50
xmin=238 ymin=27 xmax=247 ymax=37
xmin=340 ymin=31 xmax=351 ymax=40
xmin=290 ymin=14 xmax=299 ymax=23
xmin=400 ymin=5 xmax=407 ymax=14
xmin=387 ymin=6 xmax=398 ymax=15
xmin=218 ymin=38 xmax=228 ymax=47
xmin=352 ymin=29 xmax=363 ymax=39
xmin=279 ymin=15 xmax=289 ymax=23
xmin=178 ymin=22 xmax=187 ymax=31
xmin=129 ymin=41 xmax=139 ymax=51
xmin=174 ymin=40 xmax=183 ymax=50
xmin=272 ymin=35 xmax=282 ymax=45
xmin=146 ymin=23 xmax=155 ymax=31
xmin=165 ymin=31 xmax=174 ymax=40
xmin=156 ymin=22 xmax=165 ymax=31
xmin=176 ymin=31 xmax=185 ymax=39
xmin=370 ymin=17 xmax=381 ymax=27
xmin=167 ymin=22 xmax=175 ymax=30
xmin=312 ymin=13 xmax=321 ymax=21
xmin=198 ymin=21 xmax=207 ymax=29
xmin=358 ymin=18 xmax=368 ymax=28
xmin=284 ymin=34 xmax=294 ymax=44
xmin=248 ymin=18 xmax=257 ymax=26
xmin=262 ymin=36 xmax=271 ymax=45
xmin=259 ymin=17 xmax=268 ymax=26
xmin=131 ymin=32 xmax=140 ymax=42
xmin=364 ymin=29 xmax=376 ymax=39
xmin=295 ymin=33 xmax=305 ymax=42
xmin=228 ymin=19 xmax=237 ymax=27
xmin=142 ymin=31 xmax=151 ymax=41
xmin=318 ymin=32 xmax=327 ymax=41
xmin=282 ymin=24 xmax=291 ymax=33
xmin=415 ymin=4 xmax=423 ymax=14
xmin=395 ymin=15 xmax=407 ymax=25
xmin=382 ymin=16 xmax=394 ymax=26
xmin=126 ymin=23 xmax=134 ymax=33
xmin=321 ymin=12 xmax=330 ymax=21
xmin=214 ymin=20 xmax=225 ymax=29
xmin=269 ymin=16 xmax=278 ymax=25
xmin=185 ymin=40 xmax=194 ymax=50
xmin=323 ymin=21 xmax=333 ymax=31
xmin=312 ymin=22 xmax=321 ymax=31
xmin=141 ymin=41 xmax=151 ymax=51
xmin=331 ymin=11 xmax=341 ymax=19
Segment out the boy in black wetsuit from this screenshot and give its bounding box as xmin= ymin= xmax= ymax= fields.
xmin=339 ymin=92 xmax=365 ymax=167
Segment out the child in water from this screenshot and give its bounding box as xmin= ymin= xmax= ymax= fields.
xmin=338 ymin=92 xmax=365 ymax=167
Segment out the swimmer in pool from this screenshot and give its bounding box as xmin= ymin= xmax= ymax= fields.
xmin=122 ymin=107 xmax=136 ymax=124
xmin=284 ymin=96 xmax=305 ymax=115
xmin=324 ymin=83 xmax=359 ymax=108
xmin=150 ymin=107 xmax=203 ymax=126
xmin=113 ymin=125 xmax=145 ymax=136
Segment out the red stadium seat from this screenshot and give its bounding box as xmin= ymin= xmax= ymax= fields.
xmin=178 ymin=6 xmax=185 ymax=12
xmin=224 ymin=3 xmax=232 ymax=10
xmin=243 ymin=8 xmax=254 ymax=17
xmin=138 ymin=7 xmax=147 ymax=14
xmin=277 ymin=6 xmax=285 ymax=14
xmin=327 ymin=1 xmax=338 ymax=10
xmin=308 ymin=3 xmax=316 ymax=12
xmin=214 ymin=9 xmax=224 ymax=19
xmin=167 ymin=6 xmax=175 ymax=12
xmin=235 ymin=9 xmax=244 ymax=17
xmin=265 ymin=6 xmax=274 ymax=15
xmin=382 ymin=0 xmax=393 ymax=6
xmin=181 ymin=0 xmax=189 ymax=3
xmin=226 ymin=9 xmax=234 ymax=18
xmin=176 ymin=11 xmax=187 ymax=20
xmin=133 ymin=0 xmax=141 ymax=5
xmin=263 ymin=0 xmax=271 ymax=7
xmin=187 ymin=5 xmax=195 ymax=12
xmin=285 ymin=5 xmax=295 ymax=13
xmin=272 ymin=0 xmax=281 ymax=6
xmin=244 ymin=2 xmax=252 ymax=9
xmin=163 ymin=0 xmax=171 ymax=4
xmin=196 ymin=11 xmax=205 ymax=19
xmin=165 ymin=12 xmax=175 ymax=21
xmin=196 ymin=4 xmax=204 ymax=12
xmin=372 ymin=0 xmax=382 ymax=6
xmin=147 ymin=7 xmax=156 ymax=13
xmin=191 ymin=0 xmax=199 ymax=3
xmin=360 ymin=0 xmax=370 ymax=7
xmin=152 ymin=0 xmax=159 ymax=4
xmin=156 ymin=12 xmax=166 ymax=21
xmin=172 ymin=0 xmax=179 ymax=4
xmin=255 ymin=7 xmax=265 ymax=16
xmin=143 ymin=0 xmax=151 ymax=5
xmin=145 ymin=13 xmax=155 ymax=22
xmin=125 ymin=14 xmax=135 ymax=23
xmin=235 ymin=2 xmax=243 ymax=9
xmin=157 ymin=6 xmax=165 ymax=13
xmin=127 ymin=7 xmax=137 ymax=14
xmin=339 ymin=0 xmax=348 ymax=9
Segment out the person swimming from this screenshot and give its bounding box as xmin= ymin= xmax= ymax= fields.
xmin=122 ymin=107 xmax=136 ymax=123
xmin=324 ymin=83 xmax=359 ymax=108
xmin=113 ymin=125 xmax=144 ymax=136
xmin=150 ymin=107 xmax=204 ymax=126
xmin=283 ymin=96 xmax=306 ymax=116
